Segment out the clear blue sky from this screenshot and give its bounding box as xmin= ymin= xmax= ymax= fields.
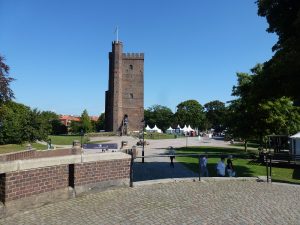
xmin=0 ymin=0 xmax=277 ymax=116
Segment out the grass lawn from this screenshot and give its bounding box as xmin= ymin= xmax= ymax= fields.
xmin=176 ymin=146 xmax=300 ymax=185
xmin=49 ymin=135 xmax=110 ymax=145
xmin=49 ymin=135 xmax=89 ymax=145
xmin=144 ymin=133 xmax=184 ymax=140
xmin=0 ymin=143 xmax=47 ymax=154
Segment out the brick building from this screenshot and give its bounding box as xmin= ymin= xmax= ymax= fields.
xmin=105 ymin=41 xmax=144 ymax=134
xmin=59 ymin=115 xmax=99 ymax=127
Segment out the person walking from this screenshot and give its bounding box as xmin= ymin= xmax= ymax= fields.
xmin=169 ymin=146 xmax=175 ymax=168
xmin=216 ymin=156 xmax=226 ymax=177
xmin=200 ymin=154 xmax=209 ymax=177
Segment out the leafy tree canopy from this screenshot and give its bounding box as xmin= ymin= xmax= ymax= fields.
xmin=144 ymin=105 xmax=174 ymax=132
xmin=204 ymin=100 xmax=226 ymax=132
xmin=0 ymin=55 xmax=15 ymax=103
xmin=175 ymin=100 xmax=205 ymax=129
xmin=81 ymin=109 xmax=92 ymax=133
xmin=256 ymin=0 xmax=300 ymax=104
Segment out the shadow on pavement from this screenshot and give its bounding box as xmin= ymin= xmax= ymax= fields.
xmin=133 ymin=161 xmax=197 ymax=182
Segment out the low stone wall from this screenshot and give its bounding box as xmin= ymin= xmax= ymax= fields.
xmin=0 ymin=152 xmax=131 ymax=218
xmin=0 ymin=150 xmax=36 ymax=162
xmin=0 ymin=148 xmax=82 ymax=162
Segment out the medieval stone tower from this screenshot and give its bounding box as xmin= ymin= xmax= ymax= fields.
xmin=105 ymin=41 xmax=144 ymax=134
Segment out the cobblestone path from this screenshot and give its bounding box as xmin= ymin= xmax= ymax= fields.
xmin=1 ymin=180 xmax=300 ymax=225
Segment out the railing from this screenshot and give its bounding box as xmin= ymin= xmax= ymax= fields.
xmin=128 ymin=151 xmax=300 ymax=187
xmin=128 ymin=152 xmax=276 ymax=187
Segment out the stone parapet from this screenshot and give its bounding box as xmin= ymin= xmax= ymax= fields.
xmin=0 ymin=152 xmax=130 ymax=173
xmin=0 ymin=152 xmax=131 ymax=218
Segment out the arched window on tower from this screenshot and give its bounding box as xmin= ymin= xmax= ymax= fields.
xmin=129 ymin=65 xmax=133 ymax=70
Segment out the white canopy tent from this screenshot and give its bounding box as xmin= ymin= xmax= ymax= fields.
xmin=182 ymin=125 xmax=188 ymax=134
xmin=187 ymin=125 xmax=194 ymax=132
xmin=145 ymin=125 xmax=152 ymax=132
xmin=166 ymin=126 xmax=174 ymax=134
xmin=290 ymin=132 xmax=300 ymax=155
xmin=152 ymin=125 xmax=162 ymax=133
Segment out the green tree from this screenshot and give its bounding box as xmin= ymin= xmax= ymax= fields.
xmin=0 ymin=101 xmax=31 ymax=144
xmin=175 ymin=100 xmax=205 ymax=130
xmin=226 ymin=69 xmax=262 ymax=151
xmin=144 ymin=105 xmax=174 ymax=132
xmin=69 ymin=121 xmax=81 ymax=134
xmin=0 ymin=55 xmax=15 ymax=103
xmin=0 ymin=102 xmax=51 ymax=144
xmin=256 ymin=0 xmax=300 ymax=105
xmin=81 ymin=109 xmax=92 ymax=133
xmin=257 ymin=97 xmax=300 ymax=136
xmin=204 ymin=100 xmax=226 ymax=132
xmin=25 ymin=109 xmax=49 ymax=142
xmin=39 ymin=111 xmax=67 ymax=135
xmin=95 ymin=113 xmax=105 ymax=131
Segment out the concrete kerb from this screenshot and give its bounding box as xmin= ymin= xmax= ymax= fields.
xmin=133 ymin=177 xmax=260 ymax=187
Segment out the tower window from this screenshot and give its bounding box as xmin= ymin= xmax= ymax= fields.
xmin=130 ymin=93 xmax=133 ymax=99
xmin=129 ymin=65 xmax=133 ymax=70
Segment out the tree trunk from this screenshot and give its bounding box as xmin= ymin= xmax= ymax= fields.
xmin=244 ymin=140 xmax=248 ymax=152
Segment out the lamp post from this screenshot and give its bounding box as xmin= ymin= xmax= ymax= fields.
xmin=141 ymin=119 xmax=145 ymax=163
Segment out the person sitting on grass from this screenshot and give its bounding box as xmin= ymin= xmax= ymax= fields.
xmin=226 ymin=155 xmax=236 ymax=177
xmin=216 ymin=156 xmax=226 ymax=177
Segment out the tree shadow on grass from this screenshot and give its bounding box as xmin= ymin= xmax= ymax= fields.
xmin=293 ymin=166 xmax=300 ymax=180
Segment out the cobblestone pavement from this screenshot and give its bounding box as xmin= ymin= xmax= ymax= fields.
xmin=1 ymin=180 xmax=300 ymax=225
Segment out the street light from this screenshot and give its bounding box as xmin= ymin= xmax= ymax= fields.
xmin=141 ymin=119 xmax=145 ymax=163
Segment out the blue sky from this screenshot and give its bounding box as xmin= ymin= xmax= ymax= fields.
xmin=0 ymin=0 xmax=277 ymax=116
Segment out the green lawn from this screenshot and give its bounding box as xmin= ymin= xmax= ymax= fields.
xmin=0 ymin=143 xmax=47 ymax=154
xmin=176 ymin=146 xmax=300 ymax=184
xmin=49 ymin=135 xmax=110 ymax=145
xmin=144 ymin=133 xmax=184 ymax=140
xmin=0 ymin=136 xmax=111 ymax=155
xmin=49 ymin=135 xmax=89 ymax=145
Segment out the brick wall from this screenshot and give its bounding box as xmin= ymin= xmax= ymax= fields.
xmin=75 ymin=158 xmax=130 ymax=186
xmin=4 ymin=165 xmax=68 ymax=201
xmin=0 ymin=150 xmax=36 ymax=162
xmin=0 ymin=152 xmax=131 ymax=216
xmin=0 ymin=148 xmax=78 ymax=162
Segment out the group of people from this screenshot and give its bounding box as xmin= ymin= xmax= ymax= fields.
xmin=169 ymin=147 xmax=236 ymax=177
xmin=200 ymin=154 xmax=236 ymax=177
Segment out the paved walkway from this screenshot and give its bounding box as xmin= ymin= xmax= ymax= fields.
xmin=89 ymin=136 xmax=233 ymax=181
xmin=1 ymin=180 xmax=300 ymax=225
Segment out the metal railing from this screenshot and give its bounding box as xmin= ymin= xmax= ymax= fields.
xmin=128 ymin=152 xmax=285 ymax=187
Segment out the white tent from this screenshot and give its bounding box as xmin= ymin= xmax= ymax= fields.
xmin=152 ymin=125 xmax=162 ymax=133
xmin=290 ymin=132 xmax=300 ymax=155
xmin=145 ymin=125 xmax=152 ymax=132
xmin=187 ymin=125 xmax=194 ymax=132
xmin=182 ymin=125 xmax=188 ymax=133
xmin=166 ymin=126 xmax=174 ymax=134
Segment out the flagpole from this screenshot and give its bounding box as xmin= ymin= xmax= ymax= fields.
xmin=116 ymin=26 xmax=119 ymax=43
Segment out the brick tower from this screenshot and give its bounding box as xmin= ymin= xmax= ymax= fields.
xmin=105 ymin=41 xmax=144 ymax=134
